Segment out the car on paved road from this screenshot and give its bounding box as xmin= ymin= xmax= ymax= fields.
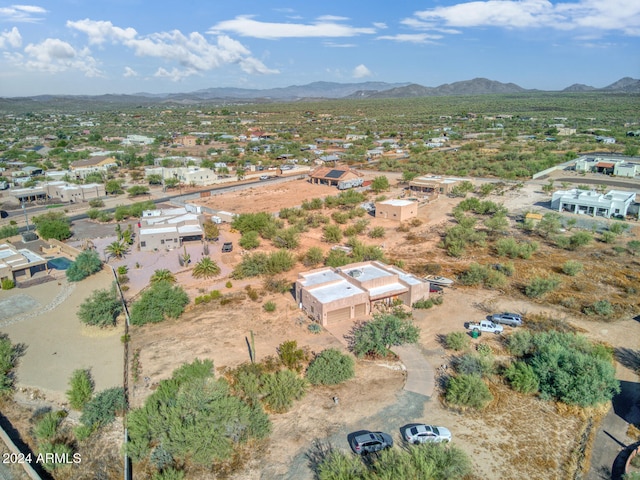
xmin=259 ymin=175 xmax=270 ymax=180
xmin=490 ymin=312 xmax=523 ymax=327
xmin=350 ymin=431 xmax=394 ymax=455
xmin=405 ymin=424 xmax=452 ymax=444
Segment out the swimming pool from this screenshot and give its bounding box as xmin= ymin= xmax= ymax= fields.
xmin=48 ymin=257 xmax=73 ymax=270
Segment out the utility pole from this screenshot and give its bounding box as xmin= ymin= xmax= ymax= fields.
xmin=21 ymin=200 xmax=30 ymax=231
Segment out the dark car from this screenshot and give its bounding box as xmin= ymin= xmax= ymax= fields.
xmin=429 ymin=284 xmax=443 ymax=294
xmin=350 ymin=431 xmax=393 ymax=455
xmin=0 ymin=210 xmax=8 ymax=219
xmin=491 ymin=312 xmax=523 ymax=327
xmin=222 ymin=242 xmax=233 ymax=252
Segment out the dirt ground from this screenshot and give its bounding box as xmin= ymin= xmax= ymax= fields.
xmin=0 ymin=269 xmax=124 ymax=405
xmin=127 ymin=175 xmax=640 ymax=479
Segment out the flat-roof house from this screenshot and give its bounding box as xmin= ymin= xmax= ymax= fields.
xmin=10 ymin=182 xmax=105 ymax=203
xmin=614 ymin=163 xmax=639 ymax=178
xmin=409 ymin=175 xmax=462 ymax=195
xmin=375 ymin=199 xmax=417 ymax=222
xmin=70 ymin=155 xmax=118 ymax=179
xmin=138 ymin=207 xmax=204 ymax=251
xmin=551 ymin=189 xmax=636 ymax=218
xmin=145 ymin=166 xmax=217 ymax=186
xmin=0 ymin=243 xmax=47 ymax=284
xmin=295 ymin=261 xmax=429 ymax=326
xmin=175 ymin=135 xmax=198 ymax=147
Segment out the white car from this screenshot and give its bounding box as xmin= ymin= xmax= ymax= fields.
xmin=405 ymin=424 xmax=452 ymax=444
xmin=259 ymin=175 xmax=270 ymax=180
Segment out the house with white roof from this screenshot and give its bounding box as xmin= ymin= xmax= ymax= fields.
xmin=295 ymin=261 xmax=429 ymax=326
xmin=138 ymin=207 xmax=204 ymax=251
xmin=375 ymin=199 xmax=418 ymax=222
xmin=551 ymin=189 xmax=636 ymax=218
xmin=0 ymin=243 xmax=47 ymax=284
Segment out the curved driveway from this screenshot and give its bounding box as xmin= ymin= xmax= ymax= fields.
xmin=393 ymin=344 xmax=435 ymax=398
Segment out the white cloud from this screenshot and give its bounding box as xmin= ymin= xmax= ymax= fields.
xmin=373 ymin=22 xmax=388 ymax=29
xmin=0 ymin=27 xmax=22 ymax=49
xmin=20 ymin=38 xmax=102 ymax=76
xmin=316 ymin=15 xmax=349 ymax=22
xmin=67 ymin=19 xmax=279 ymax=77
xmin=352 ymin=64 xmax=371 ymax=78
xmin=67 ymin=19 xmax=137 ymax=45
xmin=154 ymin=67 xmax=197 ymax=82
xmin=210 ymin=15 xmax=376 ymax=39
xmin=377 ymin=33 xmax=442 ymax=43
xmin=413 ymin=0 xmax=640 ymax=36
xmin=123 ymin=66 xmax=138 ymax=77
xmin=323 ymin=41 xmax=357 ymax=48
xmin=0 ymin=4 xmax=46 ymax=23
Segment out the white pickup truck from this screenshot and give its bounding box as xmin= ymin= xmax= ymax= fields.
xmin=467 ymin=320 xmax=504 ymax=334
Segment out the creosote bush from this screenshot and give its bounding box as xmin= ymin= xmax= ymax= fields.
xmin=444 ymin=332 xmax=470 ymax=351
xmin=306 ymin=349 xmax=355 ymax=385
xmin=445 ymin=374 xmax=493 ymax=409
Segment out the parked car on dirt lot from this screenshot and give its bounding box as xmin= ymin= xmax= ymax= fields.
xmin=491 ymin=312 xmax=523 ymax=327
xmin=350 ymin=431 xmax=394 ymax=455
xmin=404 ymin=424 xmax=452 ymax=444
xmin=429 ymin=284 xmax=443 ymax=293
xmin=222 ymin=242 xmax=233 ymax=252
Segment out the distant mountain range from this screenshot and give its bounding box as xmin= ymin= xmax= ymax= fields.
xmin=2 ymin=77 xmax=638 ymax=108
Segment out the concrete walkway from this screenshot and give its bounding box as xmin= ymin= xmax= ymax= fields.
xmin=393 ymin=345 xmax=435 ymax=398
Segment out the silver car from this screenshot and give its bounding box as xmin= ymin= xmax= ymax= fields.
xmin=350 ymin=431 xmax=394 ymax=454
xmin=491 ymin=312 xmax=523 ymax=327
xmin=405 ymin=424 xmax=452 ymax=444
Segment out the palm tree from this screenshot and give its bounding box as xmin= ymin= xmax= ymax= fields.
xmin=105 ymin=240 xmax=129 ymax=260
xmin=150 ymin=269 xmax=176 ymax=284
xmin=192 ymin=257 xmax=221 ymax=279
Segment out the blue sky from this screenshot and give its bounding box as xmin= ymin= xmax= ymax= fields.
xmin=0 ymin=0 xmax=638 ymax=96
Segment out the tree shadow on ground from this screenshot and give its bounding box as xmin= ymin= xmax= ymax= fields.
xmin=615 ymin=347 xmax=640 ymax=373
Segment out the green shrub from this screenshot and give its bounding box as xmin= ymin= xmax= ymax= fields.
xmin=495 ymin=238 xmax=538 ymax=259
xmin=0 ymin=225 xmax=19 ymax=239
xmin=348 ymin=313 xmax=420 ymax=358
xmin=39 ymin=442 xmax=74 ymax=472
xmin=232 ymin=250 xmax=296 ymax=279
xmin=32 ymin=211 xmax=71 ymax=240
xmin=130 ymin=282 xmax=189 ymax=325
xmin=66 ymin=369 xmax=94 ymax=410
xmin=89 ymin=199 xmax=104 ymax=208
xmin=445 ymin=374 xmax=493 ymax=409
xmin=225 ymin=281 xmax=233 ymax=288
xmin=583 ymin=300 xmax=614 ymax=317
xmin=271 ymin=227 xmax=300 ymax=249
xmin=277 ymin=340 xmax=307 ymax=372
xmin=504 ymin=361 xmax=539 ymax=394
xmin=600 ymin=231 xmax=616 ymax=243
xmin=74 ymin=424 xmax=93 ymax=442
xmin=324 ymin=249 xmax=351 ymax=268
xmin=455 ymin=353 xmax=495 ymax=378
xmin=34 ymin=411 xmax=62 ymax=441
xmin=66 ymin=250 xmax=102 ymax=282
xmin=302 ymin=246 xmax=324 ymax=267
xmin=525 ymin=276 xmax=561 ymax=298
xmin=239 ymin=231 xmax=260 ymax=249
xmin=306 ymin=349 xmax=355 ymax=385
xmin=80 ymin=387 xmax=125 ymax=428
xmin=507 ymin=330 xmax=534 ymax=356
xmin=308 ymin=323 xmax=322 ymax=334
xmin=260 ymin=369 xmax=308 ymax=413
xmin=412 ymin=299 xmax=434 ymax=309
xmin=609 ymin=222 xmax=629 ymax=235
xmin=627 ymin=240 xmax=640 ymax=255
xmin=1 ymin=278 xmax=15 ymax=290
xmin=368 ymin=226 xmax=386 ymax=238
xmin=331 ymin=211 xmax=349 ymax=224
xmin=0 ymin=335 xmax=19 ymax=397
xmin=562 ymin=260 xmax=583 ymax=276
xmin=322 ymin=224 xmax=343 ymax=243
xmin=445 ymin=332 xmax=470 ymax=351
xmin=77 ymin=285 xmax=122 ymax=327
xmin=567 ymin=231 xmax=593 ymax=250
xmin=262 ymin=300 xmax=277 ymax=313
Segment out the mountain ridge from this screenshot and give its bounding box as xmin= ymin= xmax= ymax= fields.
xmin=2 ymin=78 xmax=637 ymax=106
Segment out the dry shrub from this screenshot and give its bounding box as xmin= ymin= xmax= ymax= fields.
xmin=628 ymin=423 xmax=640 ymax=440
xmin=524 ymin=313 xmax=580 ymax=333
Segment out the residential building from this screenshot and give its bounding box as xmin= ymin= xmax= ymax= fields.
xmin=375 ymin=199 xmax=418 ymax=222
xmin=70 ymin=155 xmax=118 ymax=179
xmin=138 ymin=207 xmax=204 ymax=251
xmin=614 ymin=163 xmax=639 ymax=178
xmin=174 ymin=135 xmax=198 ymax=147
xmin=295 ymin=261 xmax=429 ymax=326
xmin=309 ymin=167 xmax=362 ymax=188
xmin=0 ymin=243 xmax=47 ymax=283
xmin=10 ymin=182 xmax=105 ymax=203
xmin=144 ymin=166 xmax=217 ymax=186
xmin=121 ymin=135 xmax=154 ymax=146
xmin=409 ymin=175 xmax=462 ymax=195
xmin=551 ymin=189 xmax=636 ymax=218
